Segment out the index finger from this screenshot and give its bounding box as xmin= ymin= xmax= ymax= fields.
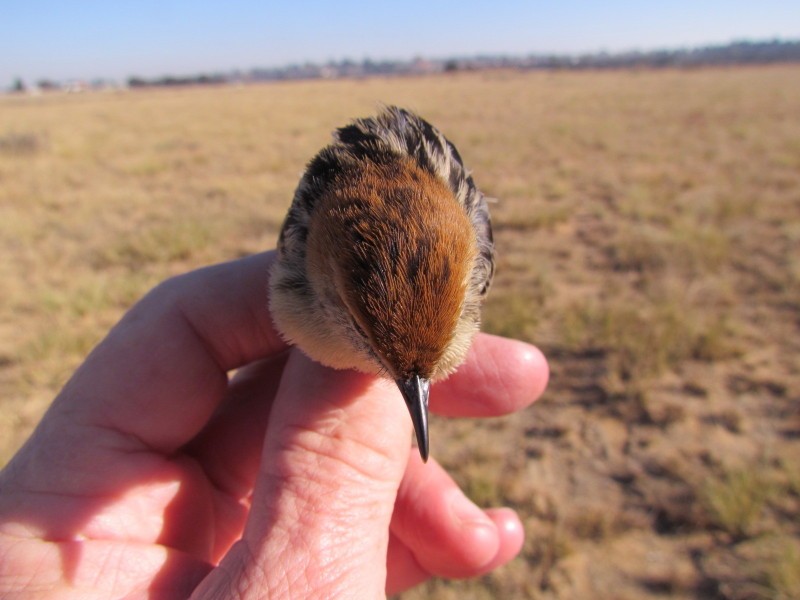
xmin=431 ymin=334 xmax=549 ymax=417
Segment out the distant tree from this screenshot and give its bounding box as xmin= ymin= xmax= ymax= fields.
xmin=11 ymin=78 xmax=26 ymax=93
xmin=444 ymin=60 xmax=460 ymax=73
xmin=127 ymin=77 xmax=148 ymax=88
xmin=36 ymin=79 xmax=60 ymax=91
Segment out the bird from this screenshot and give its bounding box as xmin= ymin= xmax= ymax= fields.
xmin=269 ymin=106 xmax=494 ymax=462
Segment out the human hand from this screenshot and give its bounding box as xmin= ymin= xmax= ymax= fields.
xmin=0 ymin=251 xmax=548 ymax=599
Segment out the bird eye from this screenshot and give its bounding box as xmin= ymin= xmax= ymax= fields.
xmin=349 ymin=316 xmax=369 ymax=341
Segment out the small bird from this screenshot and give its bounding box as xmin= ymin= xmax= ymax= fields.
xmin=269 ymin=106 xmax=494 ymax=462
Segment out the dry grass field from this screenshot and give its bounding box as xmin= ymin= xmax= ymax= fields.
xmin=1 ymin=66 xmax=799 ymax=599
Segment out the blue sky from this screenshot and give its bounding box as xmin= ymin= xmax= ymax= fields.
xmin=2 ymin=1 xmax=798 ymax=85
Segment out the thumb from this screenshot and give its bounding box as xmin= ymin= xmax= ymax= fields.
xmin=192 ymin=349 xmax=411 ymax=599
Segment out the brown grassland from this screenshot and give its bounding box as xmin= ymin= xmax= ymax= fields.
xmin=1 ymin=66 xmax=799 ymax=598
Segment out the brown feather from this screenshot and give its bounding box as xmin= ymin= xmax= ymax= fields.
xmin=270 ymin=107 xmax=493 ymax=383
xmin=306 ymin=156 xmax=476 ymax=380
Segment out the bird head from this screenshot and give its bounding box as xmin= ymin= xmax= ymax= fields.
xmin=270 ymin=107 xmax=494 ymax=462
xmin=305 ymin=157 xmax=478 ymax=460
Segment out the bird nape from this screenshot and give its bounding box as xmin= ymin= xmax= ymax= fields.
xmin=269 ymin=106 xmax=495 ymax=462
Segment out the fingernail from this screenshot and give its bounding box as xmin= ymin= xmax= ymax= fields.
xmin=494 ymin=507 xmax=524 ymax=535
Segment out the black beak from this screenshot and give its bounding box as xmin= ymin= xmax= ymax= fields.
xmin=396 ymin=375 xmax=430 ymax=462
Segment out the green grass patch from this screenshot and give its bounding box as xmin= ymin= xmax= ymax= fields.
xmin=559 ymin=291 xmax=740 ymax=384
xmin=699 ymin=468 xmax=775 ymax=540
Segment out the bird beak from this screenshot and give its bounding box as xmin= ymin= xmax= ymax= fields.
xmin=396 ymin=375 xmax=430 ymax=462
